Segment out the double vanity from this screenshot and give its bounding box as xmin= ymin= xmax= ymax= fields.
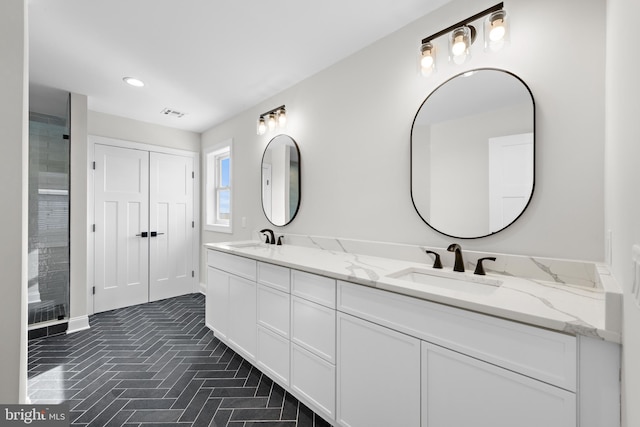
xmin=204 ymin=237 xmax=621 ymax=427
xmin=210 ymin=63 xmax=617 ymax=427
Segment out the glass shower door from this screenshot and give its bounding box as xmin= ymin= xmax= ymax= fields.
xmin=28 ymin=106 xmax=70 ymax=328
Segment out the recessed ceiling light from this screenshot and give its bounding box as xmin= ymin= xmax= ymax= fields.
xmin=123 ymin=77 xmax=145 ymax=87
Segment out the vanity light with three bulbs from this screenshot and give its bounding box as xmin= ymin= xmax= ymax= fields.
xmin=257 ymin=105 xmax=287 ymax=135
xmin=420 ymin=3 xmax=509 ymax=76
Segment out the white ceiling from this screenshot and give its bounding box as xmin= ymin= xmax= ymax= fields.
xmin=28 ymin=0 xmax=451 ymax=133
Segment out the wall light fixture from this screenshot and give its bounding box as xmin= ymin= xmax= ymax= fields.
xmin=257 ymin=105 xmax=287 ymax=135
xmin=419 ymin=2 xmax=508 ymax=75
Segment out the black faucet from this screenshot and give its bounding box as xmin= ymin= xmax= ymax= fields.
xmin=260 ymin=229 xmax=275 ymax=244
xmin=474 ymin=257 xmax=496 ymax=275
xmin=425 ymin=250 xmax=443 ymax=269
xmin=447 ymin=243 xmax=465 ymax=272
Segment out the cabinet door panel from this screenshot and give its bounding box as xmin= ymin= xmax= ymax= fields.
xmin=337 ymin=313 xmax=420 ymax=427
xmin=291 ymin=343 xmax=336 ymax=420
xmin=228 ymin=275 xmax=257 ymax=361
xmin=258 ymin=284 xmax=290 ymax=338
xmin=291 ymin=296 xmax=335 ymax=363
xmin=422 ymin=342 xmax=576 ymax=427
xmin=257 ymin=325 xmax=290 ymax=386
xmin=206 ymin=267 xmax=229 ymax=339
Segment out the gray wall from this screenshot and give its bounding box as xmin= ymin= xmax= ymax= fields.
xmin=202 ymin=0 xmax=606 ymax=262
xmin=0 ymin=0 xmax=28 ymax=403
xmin=606 ymin=0 xmax=640 ymax=425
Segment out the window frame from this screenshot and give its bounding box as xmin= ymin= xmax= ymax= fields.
xmin=205 ymin=140 xmax=233 ymax=233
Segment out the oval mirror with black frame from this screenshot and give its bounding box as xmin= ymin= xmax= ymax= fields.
xmin=261 ymin=134 xmax=301 ymax=227
xmin=411 ymin=68 xmax=535 ymax=239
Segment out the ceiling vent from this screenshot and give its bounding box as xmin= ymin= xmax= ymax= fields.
xmin=161 ymin=108 xmax=186 ymax=118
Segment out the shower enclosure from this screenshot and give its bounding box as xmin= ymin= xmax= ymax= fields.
xmin=28 ymin=96 xmax=70 ymax=334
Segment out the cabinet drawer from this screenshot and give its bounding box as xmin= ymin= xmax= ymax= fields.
xmin=291 ymin=296 xmax=336 ymax=363
xmin=258 ymin=262 xmax=290 ymax=292
xmin=257 ymin=326 xmax=290 ymax=387
xmin=291 ymin=270 xmax=336 ymax=308
xmin=291 ymin=343 xmax=336 ymax=420
xmin=337 ymin=281 xmax=577 ymax=391
xmin=207 ymin=250 xmax=256 ymax=281
xmin=257 ymin=284 xmax=290 ymax=338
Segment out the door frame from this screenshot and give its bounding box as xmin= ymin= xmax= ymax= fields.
xmin=88 ymin=135 xmax=200 ymax=316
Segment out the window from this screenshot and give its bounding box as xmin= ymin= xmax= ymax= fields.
xmin=205 ymin=140 xmax=232 ymax=233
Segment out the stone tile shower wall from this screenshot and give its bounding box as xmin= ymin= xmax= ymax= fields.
xmin=28 ymin=112 xmax=70 ymax=326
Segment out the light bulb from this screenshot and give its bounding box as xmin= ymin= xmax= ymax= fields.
xmin=268 ymin=113 xmax=276 ymax=131
xmin=450 ymin=26 xmax=472 ymax=58
xmin=419 ymin=42 xmax=436 ymax=76
xmin=277 ymin=109 xmax=287 ymax=127
xmin=489 ymin=21 xmax=506 ymax=41
xmin=485 ymin=10 xmax=508 ymax=51
xmin=451 ymin=37 xmax=467 ymax=56
xmin=421 ymin=55 xmax=434 ymax=69
xmin=257 ymin=117 xmax=266 ymax=135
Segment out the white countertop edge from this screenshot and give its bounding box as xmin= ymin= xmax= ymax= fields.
xmin=204 ymin=242 xmax=621 ymax=344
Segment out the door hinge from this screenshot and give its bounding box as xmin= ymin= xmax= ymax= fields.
xmin=192 ymin=271 xmax=195 ymax=278
xmin=92 ymin=286 xmax=96 ymax=295
xmin=92 ymin=161 xmax=96 ymax=170
xmin=192 ymin=221 xmax=195 ymax=228
xmin=192 ymin=171 xmax=194 ymax=179
xmin=92 ymin=224 xmax=96 ymax=232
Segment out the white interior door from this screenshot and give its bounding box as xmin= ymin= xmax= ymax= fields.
xmin=94 ymin=144 xmax=149 ymax=312
xmin=149 ymin=152 xmax=194 ymax=301
xmin=488 ymin=133 xmax=534 ymax=232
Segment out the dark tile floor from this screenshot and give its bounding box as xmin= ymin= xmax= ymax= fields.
xmin=28 ymin=293 xmax=331 ymax=427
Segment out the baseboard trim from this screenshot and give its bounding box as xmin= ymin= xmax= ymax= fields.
xmin=67 ymin=315 xmax=90 ymax=334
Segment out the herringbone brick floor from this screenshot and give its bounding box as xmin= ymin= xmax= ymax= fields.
xmin=28 ymin=293 xmax=331 ymax=427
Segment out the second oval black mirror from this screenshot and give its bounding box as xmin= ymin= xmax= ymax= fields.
xmin=261 ymin=134 xmax=300 ymax=226
xmin=411 ymin=69 xmax=535 ymax=239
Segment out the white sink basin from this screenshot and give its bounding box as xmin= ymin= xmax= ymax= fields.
xmin=387 ymin=267 xmax=502 ymax=295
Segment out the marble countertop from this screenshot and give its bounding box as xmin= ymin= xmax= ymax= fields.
xmin=204 ymin=241 xmax=621 ymax=343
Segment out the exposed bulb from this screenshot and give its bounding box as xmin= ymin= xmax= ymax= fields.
xmin=451 ymin=35 xmax=467 ymax=56
xmin=268 ymin=113 xmax=276 ymax=131
xmin=257 ymin=117 xmax=266 ymax=135
xmin=277 ymin=109 xmax=287 ymax=127
xmin=489 ymin=18 xmax=506 ymax=41
xmin=420 ymin=42 xmax=436 ymax=76
xmin=421 ymin=54 xmax=434 ymax=69
xmin=485 ymin=10 xmax=508 ymax=51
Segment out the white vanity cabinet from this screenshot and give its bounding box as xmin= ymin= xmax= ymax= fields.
xmin=336 ymin=280 xmax=580 ymax=427
xmin=205 ymin=247 xmax=620 ymax=427
xmin=290 ymin=270 xmax=337 ymax=421
xmin=206 ymin=250 xmax=257 ymax=361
